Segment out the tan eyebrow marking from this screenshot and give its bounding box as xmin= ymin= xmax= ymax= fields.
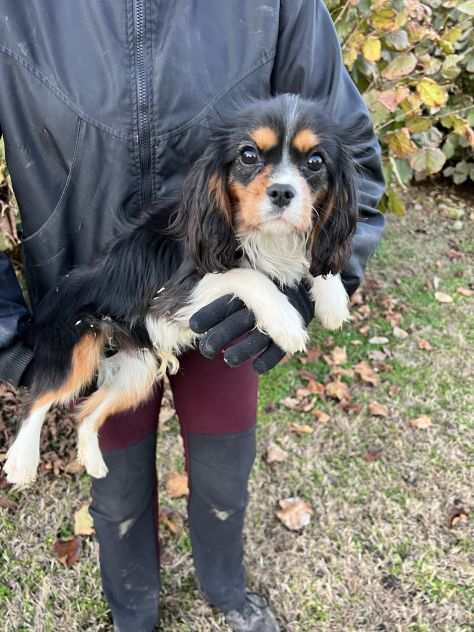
xmin=249 ymin=126 xmax=279 ymax=152
xmin=292 ymin=129 xmax=320 ymax=153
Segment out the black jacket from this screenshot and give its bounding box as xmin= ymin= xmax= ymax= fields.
xmin=0 ymin=0 xmax=385 ymax=385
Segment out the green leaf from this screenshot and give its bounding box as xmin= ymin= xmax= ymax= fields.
xmin=382 ymin=53 xmax=417 ymax=80
xmin=458 ymin=1 xmax=474 ymax=15
xmin=384 ymin=30 xmax=410 ymax=51
xmin=409 ymin=148 xmax=446 ymax=175
xmin=387 ymin=190 xmax=406 ymax=215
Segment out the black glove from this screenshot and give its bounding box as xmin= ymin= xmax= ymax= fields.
xmin=189 ymin=279 xmax=314 ymax=374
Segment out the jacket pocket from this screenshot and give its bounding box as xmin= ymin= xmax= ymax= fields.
xmin=21 ymin=117 xmax=85 ymax=245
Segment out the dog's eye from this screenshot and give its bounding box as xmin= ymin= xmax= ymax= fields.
xmin=240 ymin=146 xmax=259 ymax=166
xmin=307 ymin=152 xmax=324 ymax=171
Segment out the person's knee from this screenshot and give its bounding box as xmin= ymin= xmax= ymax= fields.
xmin=187 ymin=427 xmax=256 ymax=514
xmin=90 ymin=436 xmax=157 ymax=524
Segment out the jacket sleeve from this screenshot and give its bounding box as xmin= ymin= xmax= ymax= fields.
xmin=272 ymin=0 xmax=385 ymax=295
xmin=0 ymin=130 xmax=34 ymax=385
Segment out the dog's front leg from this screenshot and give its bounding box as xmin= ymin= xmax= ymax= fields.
xmin=179 ymin=269 xmax=308 ymax=354
xmin=310 ymin=272 xmax=350 ymax=330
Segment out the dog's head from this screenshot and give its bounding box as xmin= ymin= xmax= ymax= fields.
xmin=175 ymin=95 xmax=361 ymax=279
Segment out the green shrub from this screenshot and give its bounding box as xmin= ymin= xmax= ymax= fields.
xmin=329 ymin=0 xmax=474 ymax=213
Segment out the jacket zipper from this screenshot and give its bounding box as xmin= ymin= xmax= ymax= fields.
xmin=134 ymin=0 xmax=152 ymax=206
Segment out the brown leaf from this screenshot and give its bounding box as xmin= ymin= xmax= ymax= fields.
xmin=324 ymin=346 xmax=347 ymax=366
xmin=457 ymin=287 xmax=473 ymax=297
xmin=53 ymin=537 xmax=81 ymax=567
xmin=281 ymin=397 xmax=300 ymax=410
xmin=341 ymin=401 xmax=362 ymax=415
xmin=276 ymin=497 xmax=313 ymax=531
xmin=0 ymin=495 xmax=18 ymax=511
xmin=300 ymin=348 xmax=321 ymax=364
xmin=64 ymin=460 xmax=85 ymax=475
xmin=166 ymin=472 xmax=189 ymax=498
xmin=434 ymin=291 xmax=453 ymax=303
xmin=159 ymin=508 xmax=184 ymax=535
xmin=265 ymin=442 xmax=289 ymax=464
xmin=409 ymin=415 xmax=432 ymax=429
xmin=447 ymin=506 xmax=469 ymax=529
xmin=364 ymin=449 xmax=384 ymax=462
xmin=289 ymin=423 xmax=314 ymax=435
xmin=325 ymin=380 xmax=351 ymax=401
xmin=418 ymin=339 xmax=433 ymax=351
xmin=74 ymin=504 xmax=95 ymax=536
xmin=369 ymin=401 xmax=389 ymax=417
xmin=354 ymin=361 xmax=380 ymax=386
xmin=312 ymin=409 xmax=330 ymax=424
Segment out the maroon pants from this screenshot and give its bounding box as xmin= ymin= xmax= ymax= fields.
xmin=89 ymin=349 xmax=259 ymax=632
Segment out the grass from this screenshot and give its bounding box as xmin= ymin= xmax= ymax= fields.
xmin=1 ymin=182 xmax=473 ymax=631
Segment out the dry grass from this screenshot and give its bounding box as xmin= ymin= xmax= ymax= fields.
xmin=1 ymin=183 xmax=473 ymax=631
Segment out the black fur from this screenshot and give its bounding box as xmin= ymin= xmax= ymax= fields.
xmin=26 ymin=95 xmax=360 ymax=400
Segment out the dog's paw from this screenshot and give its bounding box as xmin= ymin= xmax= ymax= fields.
xmin=157 ymin=352 xmax=180 ymax=377
xmin=78 ymin=429 xmax=109 ymax=479
xmin=257 ymin=303 xmax=308 ymax=354
xmin=312 ymin=273 xmax=350 ymax=330
xmin=3 ymin=440 xmax=39 ymax=487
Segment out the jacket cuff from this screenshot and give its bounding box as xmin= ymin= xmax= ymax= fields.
xmin=0 ymin=341 xmax=34 ymax=387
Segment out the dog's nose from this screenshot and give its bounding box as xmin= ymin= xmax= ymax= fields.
xmin=267 ymin=183 xmax=296 ymax=208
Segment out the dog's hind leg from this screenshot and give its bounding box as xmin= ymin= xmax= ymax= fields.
xmin=3 ymin=334 xmax=103 ymax=486
xmin=77 ymin=348 xmax=158 ymax=478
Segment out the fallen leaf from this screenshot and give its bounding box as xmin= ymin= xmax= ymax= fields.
xmin=0 ymin=495 xmax=17 ymax=511
xmin=53 ymin=537 xmax=81 ymax=567
xmin=265 ymin=442 xmax=289 ymax=464
xmin=74 ymin=504 xmax=94 ymax=536
xmin=289 ymin=423 xmax=314 ymax=435
xmin=369 ymin=401 xmax=389 ymax=417
xmin=368 ymin=350 xmax=388 ymax=363
xmin=299 ymin=348 xmax=321 ymax=364
xmin=389 ymin=385 xmax=401 ymax=397
xmin=364 ymin=449 xmax=384 ymax=462
xmin=434 ymin=291 xmax=453 ymax=303
xmin=313 ymin=409 xmax=330 ymax=424
xmin=325 ymin=380 xmax=351 ymax=401
xmin=64 ymin=460 xmax=85 ymax=475
xmin=166 ymin=472 xmax=189 ymax=498
xmin=447 ymin=505 xmax=469 ymax=528
xmin=281 ymin=397 xmax=300 ymax=410
xmin=325 ymin=346 xmax=347 ymax=366
xmin=355 ymin=361 xmax=380 ymax=386
xmin=418 ymin=339 xmax=433 ymax=351
xmin=457 ymin=287 xmax=473 ymax=297
xmin=409 ymin=415 xmax=432 ymax=429
xmin=341 ymin=401 xmax=362 ymax=415
xmin=276 ymin=497 xmax=313 ymax=531
xmin=369 ymin=336 xmax=389 ymax=345
xmin=393 ymin=326 xmax=409 ymax=339
xmin=159 ymin=508 xmax=184 ymax=535
xmin=296 ymin=388 xmax=311 ymax=398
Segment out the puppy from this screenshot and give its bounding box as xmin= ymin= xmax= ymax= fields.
xmin=4 ymin=94 xmax=361 ymax=485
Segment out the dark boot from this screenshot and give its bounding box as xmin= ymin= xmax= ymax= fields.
xmin=224 ymin=591 xmax=280 ymax=632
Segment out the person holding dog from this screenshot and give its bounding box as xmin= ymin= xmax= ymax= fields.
xmin=0 ymin=1 xmax=384 ymax=630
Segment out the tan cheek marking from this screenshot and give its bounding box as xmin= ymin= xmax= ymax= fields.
xmin=250 ymin=127 xmax=278 ymax=152
xmin=34 ymin=334 xmax=103 ymax=410
xmin=209 ymin=172 xmax=232 ymax=222
xmin=229 ymin=167 xmax=272 ymax=230
xmin=293 ymin=129 xmax=320 ymax=154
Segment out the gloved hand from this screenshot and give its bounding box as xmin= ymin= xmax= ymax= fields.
xmin=189 ymin=279 xmax=314 ymax=374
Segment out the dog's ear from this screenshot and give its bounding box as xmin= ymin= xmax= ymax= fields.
xmin=309 ymin=146 xmax=358 ymax=278
xmin=173 ymin=148 xmax=238 ymax=275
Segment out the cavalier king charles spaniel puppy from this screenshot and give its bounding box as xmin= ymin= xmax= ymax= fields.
xmin=5 ymin=94 xmax=362 ymax=485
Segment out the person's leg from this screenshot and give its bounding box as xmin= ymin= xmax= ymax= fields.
xmin=169 ymin=350 xmax=258 ymax=613
xmin=89 ymin=385 xmax=162 ymax=632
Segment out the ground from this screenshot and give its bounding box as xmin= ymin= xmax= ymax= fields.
xmin=0 ymin=183 xmax=473 ymax=632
